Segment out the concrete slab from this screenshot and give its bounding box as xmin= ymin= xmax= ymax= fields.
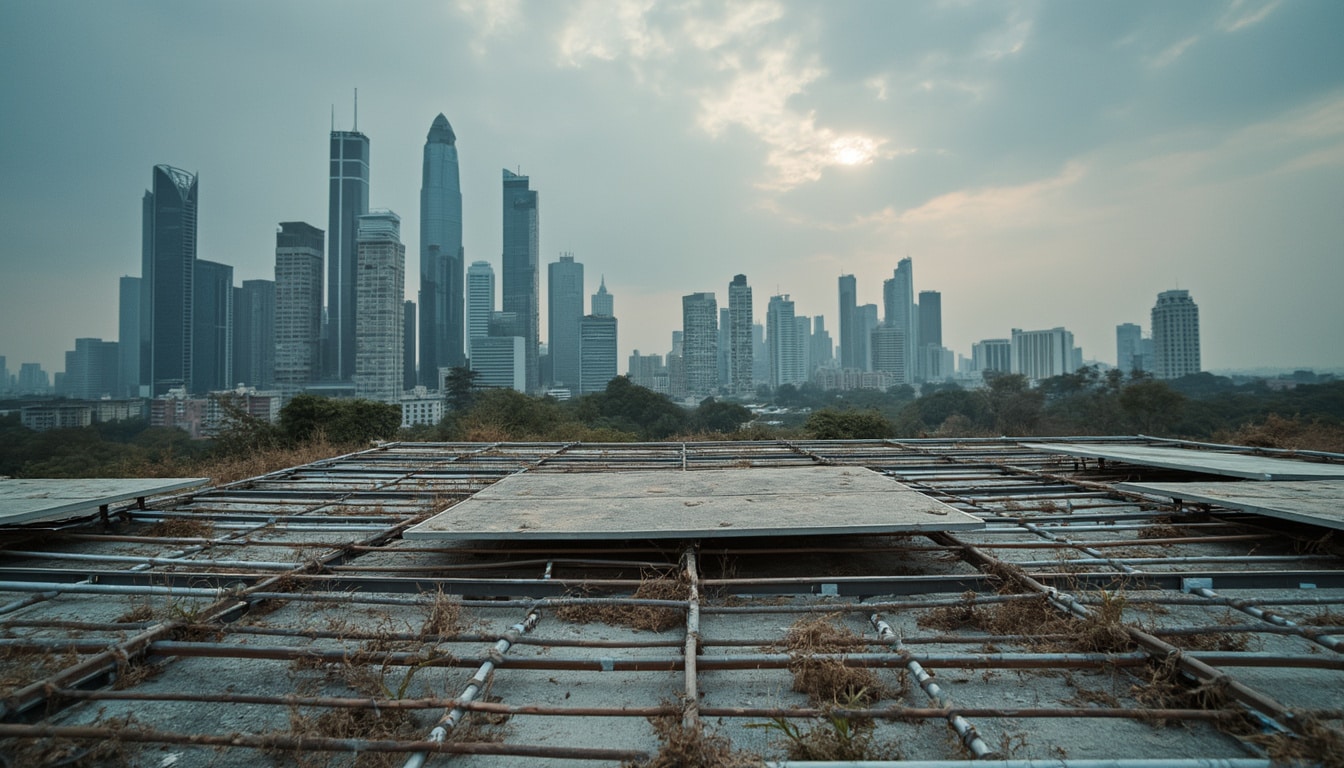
xmin=0 ymin=478 xmax=208 ymax=526
xmin=1024 ymin=443 xmax=1344 ymax=481
xmin=404 ymin=466 xmax=983 ymax=540
xmin=1117 ymin=480 xmax=1344 ymax=531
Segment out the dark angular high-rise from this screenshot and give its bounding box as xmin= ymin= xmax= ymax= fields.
xmin=419 ymin=114 xmax=464 ymax=385
xmin=548 ymin=253 xmax=584 ymax=389
xmin=274 ymin=222 xmax=325 ymax=388
xmin=502 ymin=169 xmax=539 ymax=392
xmin=838 ymin=274 xmax=858 ymax=369
xmin=142 ymin=165 xmax=198 ymax=396
xmin=192 ymin=259 xmax=233 ymax=393
xmin=118 ymin=276 xmax=141 ymax=398
xmin=234 ymin=279 xmax=275 ymax=388
xmin=327 ymin=118 xmax=370 ymax=381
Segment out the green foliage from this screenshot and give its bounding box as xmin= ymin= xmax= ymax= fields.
xmin=804 ymin=408 xmax=893 ymax=440
xmin=571 ymin=376 xmax=689 ymax=439
xmin=0 ymin=415 xmax=209 ymax=478
xmin=690 ymin=398 xmax=753 ymax=434
xmin=443 ymin=365 xmax=479 ymax=412
xmin=276 ymin=394 xmax=401 ymax=445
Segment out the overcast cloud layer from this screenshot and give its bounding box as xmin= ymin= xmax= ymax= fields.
xmin=2 ymin=0 xmax=1342 ymax=376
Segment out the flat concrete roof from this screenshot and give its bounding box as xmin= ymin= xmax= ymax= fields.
xmin=1024 ymin=443 xmax=1344 ymax=481
xmin=1117 ymin=479 xmax=1344 ymax=531
xmin=404 ymin=465 xmax=984 ymax=540
xmin=0 ymin=477 xmax=208 ymax=526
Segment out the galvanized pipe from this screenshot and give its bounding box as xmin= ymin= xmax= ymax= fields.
xmin=0 ymin=549 xmax=303 ymax=571
xmin=1189 ymin=586 xmax=1342 ymax=653
xmin=870 ymin=614 xmax=998 ymax=759
xmin=683 ymin=546 xmax=702 ymax=728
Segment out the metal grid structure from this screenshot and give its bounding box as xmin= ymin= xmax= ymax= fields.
xmin=1 ymin=437 xmax=1341 ymax=766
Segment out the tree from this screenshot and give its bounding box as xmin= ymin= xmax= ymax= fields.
xmin=278 ymin=394 xmax=402 ymax=445
xmin=690 ymin=398 xmax=753 ymax=434
xmin=804 ymin=408 xmax=893 ymax=440
xmin=444 ymin=366 xmax=480 ymax=412
xmin=1120 ymin=379 xmax=1186 ymax=434
xmin=983 ymin=372 xmax=1044 ymax=436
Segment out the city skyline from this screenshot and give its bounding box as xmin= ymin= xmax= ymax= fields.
xmin=2 ymin=2 xmax=1343 ymax=376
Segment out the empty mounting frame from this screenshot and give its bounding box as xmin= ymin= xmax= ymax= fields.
xmin=0 ymin=478 xmax=208 ymax=526
xmin=1025 ymin=443 xmax=1344 ymax=481
xmin=404 ymin=466 xmax=984 ymax=541
xmin=1117 ymin=480 xmax=1344 ymax=531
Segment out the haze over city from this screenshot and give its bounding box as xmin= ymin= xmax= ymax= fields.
xmin=2 ymin=0 xmax=1342 ymax=376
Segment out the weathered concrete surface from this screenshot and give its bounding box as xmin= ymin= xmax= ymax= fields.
xmin=1025 ymin=443 xmax=1344 ymax=481
xmin=1118 ymin=479 xmax=1344 ymax=531
xmin=0 ymin=478 xmax=207 ymax=525
xmin=405 ymin=466 xmax=983 ymax=540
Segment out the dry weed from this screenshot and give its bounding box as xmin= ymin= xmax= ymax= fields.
xmin=1304 ymin=608 xmax=1344 ymax=626
xmin=1131 ymin=655 xmax=1232 ymax=725
xmin=114 ymin=601 xmax=156 ymax=623
xmin=147 ymin=516 xmax=216 ymax=539
xmin=1137 ymin=523 xmax=1183 ymax=540
xmin=918 ymin=591 xmax=1133 ymax=654
xmin=625 ymin=715 xmax=762 ymax=768
xmin=1246 ymin=716 xmax=1344 ymax=768
xmin=780 ymin=616 xmax=897 ymax=706
xmin=421 ymin=589 xmax=463 ymax=637
xmin=274 ymin=704 xmax=422 ymax=768
xmin=0 ymin=646 xmax=80 ymax=696
xmin=3 ymin=714 xmax=143 ymax=767
xmin=555 ymin=571 xmax=689 ymax=632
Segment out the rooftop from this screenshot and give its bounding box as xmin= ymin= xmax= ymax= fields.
xmin=1 ymin=437 xmax=1341 ymax=765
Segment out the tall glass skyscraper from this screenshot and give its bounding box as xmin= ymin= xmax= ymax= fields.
xmin=466 ymin=260 xmax=495 ymax=345
xmin=192 ymin=259 xmax=233 ymax=394
xmin=327 ymin=124 xmax=370 ymax=381
xmin=502 ymin=169 xmax=539 ymax=392
xmin=548 ymin=254 xmax=584 ymax=389
xmin=728 ymin=274 xmax=753 ymax=395
xmin=353 ymin=211 xmax=404 ymax=403
xmin=274 ymin=222 xmax=325 ymax=388
xmin=838 ymin=274 xmax=858 ymax=370
xmin=142 ymin=165 xmax=198 ymax=396
xmin=419 ymin=114 xmax=464 ymax=385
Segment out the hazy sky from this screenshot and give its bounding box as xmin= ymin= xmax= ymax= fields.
xmin=3 ymin=0 xmax=1342 ymax=377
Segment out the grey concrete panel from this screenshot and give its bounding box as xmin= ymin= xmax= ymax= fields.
xmin=1024 ymin=443 xmax=1344 ymax=481
xmin=1117 ymin=480 xmax=1344 ymax=531
xmin=404 ymin=466 xmax=983 ymax=540
xmin=0 ymin=478 xmax=208 ymax=525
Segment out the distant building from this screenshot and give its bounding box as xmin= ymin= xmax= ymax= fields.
xmin=353 ymin=211 xmax=405 ymax=403
xmin=870 ymin=326 xmax=907 ymax=382
xmin=752 ymin=323 xmax=768 ymax=387
xmin=403 ymin=300 xmax=417 ymax=391
xmin=548 ymin=254 xmax=584 ymax=389
xmin=234 ymin=279 xmax=275 ymax=389
xmin=972 ymin=339 xmax=1012 ymax=375
xmin=400 ymin=387 xmax=444 ymax=428
xmin=883 ymin=258 xmax=916 ymax=384
xmin=192 ymin=260 xmax=233 ymax=394
xmin=858 ymin=304 xmax=879 ymax=372
xmin=812 ymin=368 xmax=900 ymax=392
xmin=143 ymin=165 xmax=198 ymax=396
xmin=62 ymin=338 xmax=119 ymax=401
xmin=1011 ymin=327 xmax=1077 ymax=381
xmin=627 ymin=350 xmax=665 ymax=392
xmin=502 ymin=169 xmax=540 ymax=392
xmin=795 ymin=315 xmax=812 ymax=378
xmin=419 ymin=113 xmax=465 ymax=385
xmin=837 ymin=274 xmax=859 ymax=370
xmin=766 ymin=294 xmax=804 ymax=389
xmin=1152 ymin=289 xmax=1201 ymax=380
xmin=327 ymin=123 xmax=370 ymax=381
xmin=273 ymin=222 xmax=325 ymax=389
xmin=21 ymin=404 xmax=92 ymax=432
xmin=470 ymin=336 xmax=526 ymax=392
xmin=810 ymin=316 xmax=833 ymax=371
xmin=579 ymin=314 xmax=618 ymax=395
xmin=682 ymin=292 xmax=719 ymax=396
xmin=118 ymin=276 xmax=142 ymax=398
xmin=17 ymin=363 xmax=49 ymax=394
xmin=918 ymin=289 xmax=942 ymax=382
xmin=466 ymin=261 xmax=495 ymax=344
xmin=591 ymin=276 xmax=613 ymax=318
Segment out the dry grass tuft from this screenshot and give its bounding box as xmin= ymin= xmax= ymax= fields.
xmin=1131 ymin=655 xmax=1232 ymax=725
xmin=918 ymin=591 xmax=1133 ymax=654
xmin=421 ymin=589 xmax=463 ymax=637
xmin=147 ymin=516 xmax=216 ymax=539
xmin=1137 ymin=523 xmax=1183 ymax=540
xmin=114 ymin=601 xmax=155 ymax=624
xmin=1247 ymin=715 xmax=1344 ymax=768
xmin=1216 ymin=414 xmax=1344 ymax=454
xmin=625 ymin=715 xmax=762 ymax=768
xmin=781 ymin=616 xmax=896 ymax=706
xmin=1304 ymin=608 xmax=1344 ymax=627
xmin=0 ymin=646 xmax=80 ymax=696
xmin=555 ymin=571 xmax=689 ymax=633
xmin=3 ymin=714 xmax=143 ymax=767
xmin=276 ymin=704 xmax=422 ymax=768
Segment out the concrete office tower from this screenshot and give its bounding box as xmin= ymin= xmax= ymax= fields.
xmin=973 ymin=339 xmax=1012 ymax=375
xmin=681 ymin=292 xmax=719 ymax=397
xmin=548 ymin=253 xmax=584 ymax=389
xmin=579 ymin=314 xmax=618 ymax=395
xmin=420 ymin=114 xmax=465 ymax=385
xmin=591 ymin=277 xmax=613 ymax=317
xmin=327 ymin=117 xmax=370 ymax=381
xmin=858 ymin=304 xmax=879 ymax=372
xmin=811 ymin=316 xmax=833 ymax=369
xmin=403 ymin=300 xmax=417 ymax=391
xmin=838 ymin=274 xmax=859 ymax=369
xmin=118 ymin=276 xmax=141 ymax=398
xmin=192 ymin=260 xmax=233 ymax=393
xmin=795 ymin=316 xmax=812 ymax=378
xmin=718 ymin=307 xmax=731 ymax=387
xmin=466 ymin=261 xmax=495 ymax=344
xmin=752 ymin=323 xmax=768 ymax=387
xmin=1152 ymin=289 xmax=1201 ymax=380
xmin=0 ymin=357 xmax=8 ymax=393
xmin=353 ymin=211 xmax=404 ymax=403
xmin=64 ymin=338 xmax=119 ymax=400
xmin=917 ymin=289 xmax=941 ymax=381
xmin=870 ymin=326 xmax=906 ymax=381
xmin=727 ymin=274 xmax=753 ymax=395
xmin=470 ymin=336 xmax=525 ymax=392
xmin=1011 ymin=327 xmax=1077 ymax=381
xmin=142 ymin=165 xmax=198 ymax=396
xmin=502 ymin=169 xmax=540 ymax=392
xmin=766 ymin=295 xmax=804 ymax=389
xmin=233 ymin=280 xmax=275 ymax=388
xmin=883 ymin=258 xmax=916 ymax=383
xmin=274 ymin=222 xmax=325 ymax=388
xmin=1116 ymin=323 xmax=1143 ymax=374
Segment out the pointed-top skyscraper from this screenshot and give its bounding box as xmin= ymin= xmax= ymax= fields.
xmin=327 ymin=98 xmax=370 ymax=381
xmin=419 ymin=113 xmax=465 ymax=385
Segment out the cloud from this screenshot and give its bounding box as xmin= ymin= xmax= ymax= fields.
xmin=891 ymin=161 xmax=1088 ymax=232
xmin=683 ymin=0 xmax=783 ymax=50
xmin=1219 ymin=0 xmax=1284 ymax=32
xmin=1146 ymin=35 xmax=1199 ymax=69
xmin=456 ymin=0 xmax=522 ymax=52
xmin=557 ymin=0 xmax=670 ymax=65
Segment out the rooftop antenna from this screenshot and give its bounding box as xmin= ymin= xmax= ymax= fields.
xmin=353 ymin=88 xmax=358 ymax=132
xmin=330 ymin=104 xmax=335 ymax=132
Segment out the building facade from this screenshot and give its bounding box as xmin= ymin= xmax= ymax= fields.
xmin=327 ymin=126 xmax=371 ymax=381
xmin=973 ymin=339 xmax=1012 ymax=375
xmin=419 ymin=113 xmax=465 ymax=385
xmin=727 ymin=274 xmax=753 ymax=395
xmin=234 ymin=279 xmax=275 ymax=389
xmin=869 ymin=326 xmax=907 ymax=382
xmin=766 ymin=294 xmax=804 ymax=389
xmin=883 ymin=258 xmax=916 ymax=384
xmin=192 ymin=259 xmax=233 ymax=394
xmin=1116 ymin=323 xmax=1143 ymax=374
xmin=838 ymin=274 xmax=858 ymax=370
xmin=548 ymin=254 xmax=584 ymax=389
xmin=466 ymin=260 xmax=495 ymax=345
xmin=63 ymin=338 xmax=119 ymax=401
xmin=470 ymin=336 xmax=526 ymax=392
xmin=501 ymin=170 xmax=539 ymax=392
xmin=1152 ymin=289 xmax=1200 ymax=380
xmin=273 ymin=222 xmax=324 ymax=389
xmin=118 ymin=276 xmax=141 ymax=398
xmin=591 ymin=277 xmax=613 ymax=318
xmin=681 ymin=292 xmax=719 ymax=397
xmin=142 ymin=165 xmax=198 ymax=396
xmin=352 ymin=211 xmax=404 ymax=403
xmin=1011 ymin=327 xmax=1076 ymax=381
xmin=579 ymin=314 xmax=618 ymax=395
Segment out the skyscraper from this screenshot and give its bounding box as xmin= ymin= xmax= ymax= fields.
xmin=353 ymin=211 xmax=404 ymax=403
xmin=233 ymin=279 xmax=275 ymax=389
xmin=403 ymin=300 xmax=417 ymax=391
xmin=502 ymin=169 xmax=539 ymax=392
xmin=274 ymin=222 xmax=325 ymax=389
xmin=63 ymin=338 xmax=119 ymax=400
xmin=766 ymin=294 xmax=803 ymax=389
xmin=547 ymin=254 xmax=584 ymax=389
xmin=884 ymin=258 xmax=916 ymax=383
xmin=591 ymin=277 xmax=613 ymax=317
xmin=1011 ymin=327 xmax=1076 ymax=381
xmin=579 ymin=314 xmax=618 ymax=395
xmin=466 ymin=261 xmax=495 ymax=345
xmin=681 ymin=292 xmax=719 ymax=397
xmin=142 ymin=165 xmax=198 ymax=396
xmin=858 ymin=304 xmax=879 ymax=372
xmin=419 ymin=114 xmax=464 ymax=385
xmin=728 ymin=274 xmax=753 ymax=395
xmin=192 ymin=259 xmax=233 ymax=393
xmin=870 ymin=326 xmax=907 ymax=381
xmin=1151 ymin=289 xmax=1201 ymax=380
xmin=118 ymin=276 xmax=141 ymax=398
xmin=327 ymin=117 xmax=370 ymax=381
xmin=838 ymin=274 xmax=858 ymax=369
xmin=917 ymin=289 xmax=942 ymax=383
xmin=1116 ymin=323 xmax=1143 ymax=374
